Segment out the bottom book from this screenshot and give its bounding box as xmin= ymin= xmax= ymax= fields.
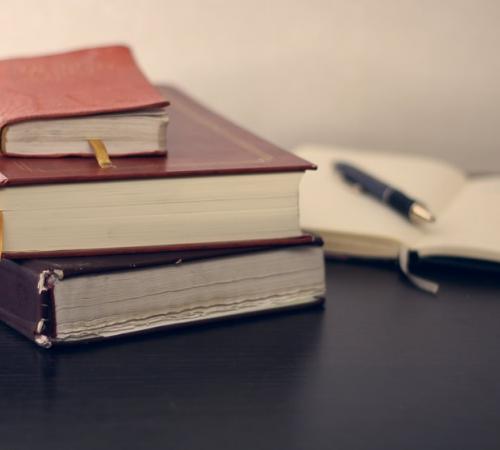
xmin=0 ymin=240 xmax=326 ymax=348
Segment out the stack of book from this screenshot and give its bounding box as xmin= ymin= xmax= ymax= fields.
xmin=0 ymin=46 xmax=326 ymax=348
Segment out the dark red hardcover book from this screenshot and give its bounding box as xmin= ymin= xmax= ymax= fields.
xmin=0 ymin=85 xmax=315 ymax=258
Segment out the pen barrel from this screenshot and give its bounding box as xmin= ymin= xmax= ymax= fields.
xmin=385 ymin=190 xmax=414 ymax=216
xmin=335 ymin=163 xmax=388 ymax=197
xmin=335 ymin=162 xmax=418 ymax=220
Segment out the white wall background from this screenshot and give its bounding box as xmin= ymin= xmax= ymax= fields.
xmin=1 ymin=0 xmax=499 ymax=171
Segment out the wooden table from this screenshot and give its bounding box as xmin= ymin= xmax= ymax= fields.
xmin=1 ymin=260 xmax=499 ymax=450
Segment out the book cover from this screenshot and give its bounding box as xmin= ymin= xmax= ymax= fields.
xmin=0 ymin=85 xmax=315 ymax=186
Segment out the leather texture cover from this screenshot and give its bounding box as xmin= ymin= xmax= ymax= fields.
xmin=0 ymin=238 xmax=323 ymax=346
xmin=0 ymin=258 xmax=48 ymax=340
xmin=0 ymin=45 xmax=168 ymax=155
xmin=0 ymin=85 xmax=315 ymax=186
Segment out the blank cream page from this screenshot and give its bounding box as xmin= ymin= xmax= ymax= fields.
xmin=414 ymin=177 xmax=500 ymax=261
xmin=295 ymin=145 xmax=467 ymax=247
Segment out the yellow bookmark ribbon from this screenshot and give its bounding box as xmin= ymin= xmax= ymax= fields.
xmin=89 ymin=139 xmax=113 ymax=169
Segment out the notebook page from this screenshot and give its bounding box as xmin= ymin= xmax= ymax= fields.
xmin=414 ymin=177 xmax=500 ymax=261
xmin=295 ymin=145 xmax=467 ymax=252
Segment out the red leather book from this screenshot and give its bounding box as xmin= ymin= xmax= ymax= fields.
xmin=0 ymin=85 xmax=315 ymax=258
xmin=0 ymin=46 xmax=169 ymax=157
xmin=0 ymin=238 xmax=325 ymax=347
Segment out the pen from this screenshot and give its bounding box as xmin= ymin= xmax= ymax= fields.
xmin=334 ymin=161 xmax=436 ymax=224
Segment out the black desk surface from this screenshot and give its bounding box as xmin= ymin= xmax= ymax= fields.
xmin=1 ymin=260 xmax=499 ymax=450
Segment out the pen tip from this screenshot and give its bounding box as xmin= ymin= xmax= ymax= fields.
xmin=410 ymin=203 xmax=436 ymax=224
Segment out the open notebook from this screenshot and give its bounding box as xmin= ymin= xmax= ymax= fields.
xmin=295 ymin=145 xmax=500 ymax=290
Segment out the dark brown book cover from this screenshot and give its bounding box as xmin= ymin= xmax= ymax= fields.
xmin=0 ymin=85 xmax=315 ymax=186
xmin=0 ymin=237 xmax=323 ymax=347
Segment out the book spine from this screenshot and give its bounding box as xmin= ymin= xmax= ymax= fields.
xmin=0 ymin=259 xmax=53 ymax=347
